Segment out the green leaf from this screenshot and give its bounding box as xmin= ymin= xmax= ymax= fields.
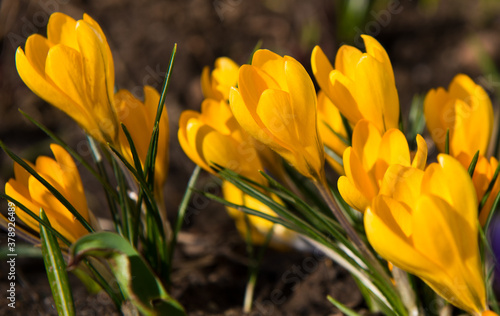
xmin=69 ymin=232 xmax=185 ymax=316
xmin=468 ymin=151 xmax=480 ymax=178
xmin=327 ymin=295 xmax=361 ymax=316
xmin=39 ymin=208 xmax=75 ymax=316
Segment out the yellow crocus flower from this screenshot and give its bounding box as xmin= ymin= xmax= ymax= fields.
xmin=178 ymin=98 xmax=264 ymax=181
xmin=338 ymin=119 xmax=427 ymax=212
xmin=365 ymin=155 xmax=487 ymax=315
xmin=201 ymin=57 xmax=240 ymax=102
xmin=114 ymin=86 xmax=169 ymax=189
xmin=230 ymin=49 xmax=324 ymax=180
xmin=311 ymin=35 xmax=399 ymax=132
xmin=222 ymin=181 xmax=301 ymax=250
xmin=424 ymin=74 xmax=493 ymax=157
xmin=16 ymin=12 xmax=118 ymax=144
xmin=317 ymin=90 xmax=349 ymax=175
xmin=5 ymin=144 xmax=92 ymax=244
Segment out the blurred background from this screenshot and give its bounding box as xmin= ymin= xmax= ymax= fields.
xmin=1 ymin=0 xmax=500 ymax=314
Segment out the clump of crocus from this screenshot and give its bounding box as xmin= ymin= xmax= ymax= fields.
xmin=5 ymin=144 xmax=93 ymax=244
xmin=311 ymin=35 xmax=399 ymax=133
xmin=338 ymin=119 xmax=427 ymax=212
xmin=16 ymin=12 xmax=118 ymax=144
xmin=365 ymin=155 xmax=488 ymax=315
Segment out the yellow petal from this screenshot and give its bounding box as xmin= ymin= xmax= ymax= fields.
xmin=337 ymin=176 xmax=370 ymax=212
xmin=423 ymin=87 xmax=449 ymax=153
xmin=353 ymin=55 xmax=399 ymax=131
xmin=411 ymin=134 xmax=428 ymax=170
xmin=284 ymin=56 xmax=318 ymax=149
xmin=328 ymin=70 xmax=360 ymax=123
xmin=311 ymin=46 xmax=335 ymax=99
xmin=251 ymin=49 xmax=285 ymax=89
xmin=351 ymin=120 xmax=381 ymax=171
xmin=343 ymin=147 xmax=378 ymax=204
xmin=361 ymin=34 xmax=394 ymax=80
xmin=47 ymin=12 xmax=78 ymax=49
xmin=334 ymin=45 xmax=363 ymax=79
xmin=375 ymin=128 xmax=411 ymax=182
xmin=24 ymin=34 xmax=51 ymax=75
xmin=365 ymin=197 xmax=437 ymax=273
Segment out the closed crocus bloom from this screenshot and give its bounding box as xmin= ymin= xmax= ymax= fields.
xmin=5 ymin=144 xmax=91 ymax=244
xmin=201 ymin=57 xmax=239 ymax=102
xmin=222 ymin=181 xmax=300 ymax=250
xmin=338 ymin=119 xmax=427 ymax=212
xmin=317 ymin=90 xmax=349 ymax=175
xmin=179 ymin=98 xmax=265 ymax=181
xmin=424 ymin=74 xmax=493 ymax=157
xmin=114 ymin=86 xmax=169 ymax=188
xmin=16 ymin=12 xmax=118 ymax=144
xmin=365 ymin=155 xmax=487 ymax=315
xmin=311 ymin=35 xmax=399 ymax=132
xmin=230 ymin=49 xmax=324 ymax=180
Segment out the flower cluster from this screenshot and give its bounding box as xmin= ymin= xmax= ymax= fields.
xmin=180 ymin=35 xmax=498 ymax=315
xmin=5 ymin=9 xmax=500 ymax=316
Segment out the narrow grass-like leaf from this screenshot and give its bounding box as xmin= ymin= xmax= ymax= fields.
xmin=167 ymin=166 xmax=201 ymax=283
xmin=144 ymin=44 xmax=177 ymax=189
xmin=0 ymin=142 xmax=93 ymax=233
xmin=69 ymin=232 xmax=186 ymax=316
xmin=327 ymin=295 xmax=361 ymax=316
xmin=111 ymin=158 xmax=133 ymax=241
xmin=340 ymin=113 xmax=353 ymax=144
xmin=445 ymin=129 xmax=450 ymax=155
xmin=468 ymin=151 xmax=480 ymax=178
xmin=0 ymin=245 xmax=42 ymax=259
xmin=323 ymin=120 xmax=350 ymax=146
xmin=484 ymin=188 xmax=500 ymax=232
xmin=480 ymin=162 xmax=500 ymax=210
xmin=121 ymin=123 xmax=145 ymax=179
xmin=39 ymin=208 xmax=75 ymax=316
xmin=87 ymin=137 xmax=122 ymax=235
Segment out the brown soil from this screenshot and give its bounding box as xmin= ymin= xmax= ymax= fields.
xmin=1 ymin=0 xmax=499 ymax=315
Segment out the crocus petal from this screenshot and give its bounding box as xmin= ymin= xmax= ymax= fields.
xmin=47 ymin=12 xmax=78 ymax=49
xmin=375 ymin=128 xmax=411 ymax=182
xmin=311 ymin=46 xmax=335 ymax=99
xmin=338 ymin=176 xmax=370 ymax=212
xmin=411 ymin=135 xmax=428 ymax=170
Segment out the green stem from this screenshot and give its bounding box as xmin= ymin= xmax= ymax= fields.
xmin=314 ymin=175 xmax=393 ymax=287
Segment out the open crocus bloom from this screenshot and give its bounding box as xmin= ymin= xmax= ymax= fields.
xmin=178 ymin=98 xmax=266 ymax=181
xmin=230 ymin=49 xmax=324 ymax=180
xmin=311 ymin=35 xmax=399 ymax=133
xmin=317 ymin=90 xmax=349 ymax=175
xmin=338 ymin=119 xmax=427 ymax=212
xmin=365 ymin=155 xmax=487 ymax=315
xmin=5 ymin=144 xmax=91 ymax=244
xmin=201 ymin=57 xmax=240 ymax=102
xmin=114 ymin=86 xmax=169 ymax=189
xmin=424 ymin=74 xmax=493 ymax=157
xmin=16 ymin=12 xmax=118 ymax=143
